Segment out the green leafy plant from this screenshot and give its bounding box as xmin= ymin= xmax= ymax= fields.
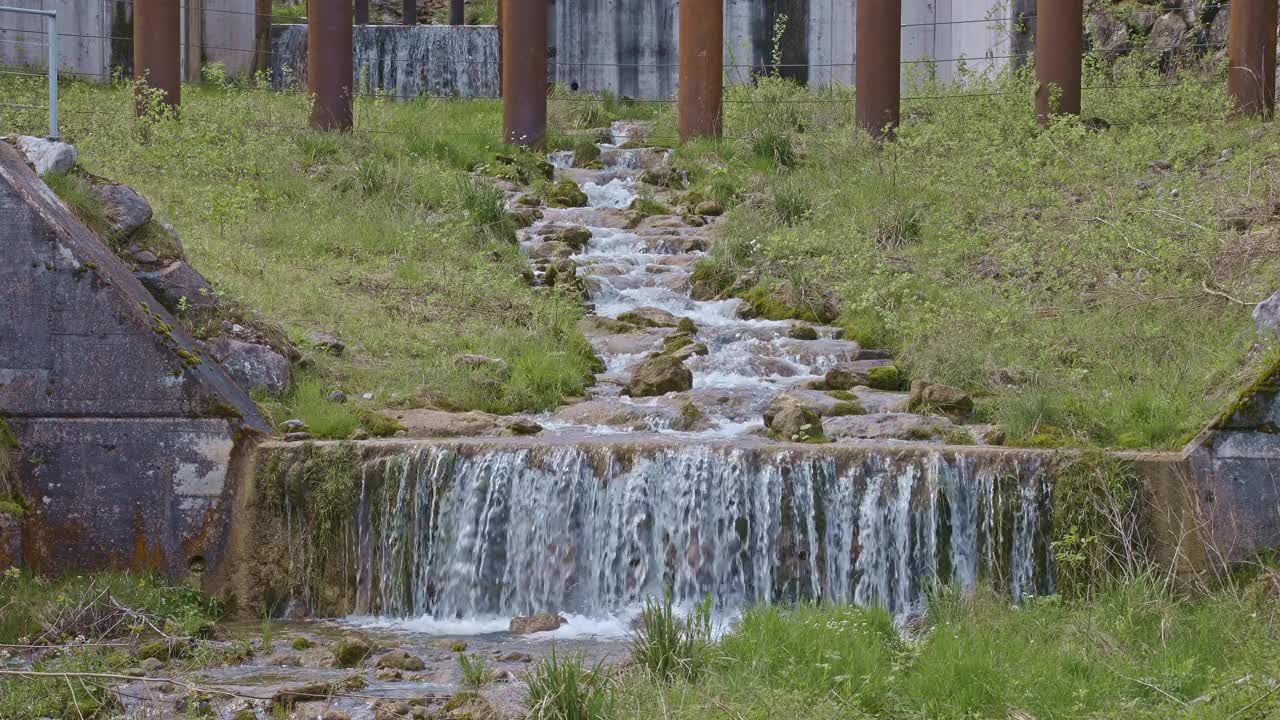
xmin=628 ymin=592 xmax=714 ymax=683
xmin=526 ymin=649 xmax=614 ymax=720
xmin=458 ymin=652 xmax=494 ymax=687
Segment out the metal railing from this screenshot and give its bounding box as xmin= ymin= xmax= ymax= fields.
xmin=0 ymin=5 xmax=57 ymax=138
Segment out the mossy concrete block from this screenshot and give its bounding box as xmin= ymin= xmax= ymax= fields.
xmin=0 ymin=142 xmax=266 ymax=579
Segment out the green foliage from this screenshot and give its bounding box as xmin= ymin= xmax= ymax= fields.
xmin=457 ymin=176 xmax=518 ymax=244
xmin=629 ymin=592 xmax=715 ymax=684
xmin=458 ymin=652 xmax=494 ymax=687
xmin=43 ymin=171 xmax=109 ymax=237
xmin=612 ymin=584 xmax=1280 ymax=720
xmin=272 ymin=375 xmax=359 ymax=439
xmin=526 ymin=650 xmax=614 ymax=720
xmin=0 ymin=78 xmax=594 ymax=420
xmin=1052 ymin=451 xmax=1149 ymax=599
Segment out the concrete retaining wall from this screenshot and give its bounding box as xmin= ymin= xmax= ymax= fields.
xmin=0 ymin=0 xmax=262 ymax=82
xmin=0 ymin=141 xmax=266 ymax=581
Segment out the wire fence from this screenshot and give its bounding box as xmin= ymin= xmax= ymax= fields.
xmin=0 ymin=3 xmax=1243 ymax=145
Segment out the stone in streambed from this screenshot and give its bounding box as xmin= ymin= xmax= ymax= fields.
xmin=908 ymin=381 xmax=974 ymax=416
xmin=670 ymin=342 xmax=708 ymax=361
xmin=788 ymin=323 xmax=818 ymax=340
xmin=376 ymin=649 xmax=426 ymax=671
xmin=816 ymin=360 xmax=896 ymax=391
xmin=624 ymin=355 xmax=693 ymax=397
xmin=529 ymin=240 xmax=576 ymax=261
xmin=510 ymin=613 xmax=566 ymax=635
xmin=331 ymin=635 xmax=372 ymax=668
xmin=617 ymin=306 xmax=682 ymax=328
xmin=694 ymin=200 xmax=724 ymax=217
xmin=542 ymin=224 xmax=593 ymax=250
xmin=767 ymin=401 xmax=825 ymax=442
xmin=824 ymin=413 xmax=956 ymax=442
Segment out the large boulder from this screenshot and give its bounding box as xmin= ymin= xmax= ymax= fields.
xmin=135 ymin=261 xmax=217 ymax=311
xmin=542 ymin=224 xmax=593 ymax=250
xmin=209 ymin=338 xmax=292 ymax=394
xmin=1149 ymin=12 xmax=1189 ymax=59
xmin=1088 ymin=12 xmax=1129 ymax=62
xmin=529 ymin=241 xmax=576 ymax=261
xmin=510 ymin=613 xmax=566 ymax=635
xmin=97 ymin=183 xmax=153 ymax=239
xmin=765 ymin=390 xmax=864 ymax=424
xmin=16 ymin=135 xmax=77 ymax=176
xmin=818 ymin=361 xmax=898 ymax=391
xmin=624 ymin=355 xmax=692 ymax=397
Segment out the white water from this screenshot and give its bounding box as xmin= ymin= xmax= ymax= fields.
xmin=342 ymin=445 xmax=1053 ymax=622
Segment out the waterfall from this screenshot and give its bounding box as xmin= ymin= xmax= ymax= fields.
xmin=338 ymin=443 xmax=1053 ymax=621
xmin=269 ymin=24 xmax=500 ymax=100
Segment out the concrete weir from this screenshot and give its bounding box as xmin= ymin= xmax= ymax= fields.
xmin=0 ymin=142 xmax=267 ymax=580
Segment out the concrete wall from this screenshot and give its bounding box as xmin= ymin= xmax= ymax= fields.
xmin=0 ymin=0 xmax=260 ymax=82
xmin=0 ymin=141 xmax=266 ymax=581
xmin=552 ymin=0 xmax=1023 ymax=98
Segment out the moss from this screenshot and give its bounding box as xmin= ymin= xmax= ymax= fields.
xmin=942 ymin=428 xmax=976 ymax=445
xmin=137 ymin=639 xmax=190 ymax=661
xmin=357 ymin=411 xmax=405 ymax=438
xmin=663 ymin=334 xmax=695 ymax=354
xmin=543 ymin=178 xmax=588 ymax=208
xmin=290 ymin=637 xmax=315 ymax=650
xmin=829 ymin=401 xmax=866 ymax=417
xmin=905 ymin=426 xmax=940 ymax=441
xmin=740 ymin=285 xmax=835 ymax=324
xmin=827 ymin=390 xmax=857 ymax=402
xmin=676 ymin=317 xmax=698 ymax=334
xmin=865 ymin=366 xmax=901 ymax=391
xmin=0 ymin=500 xmax=24 ymax=518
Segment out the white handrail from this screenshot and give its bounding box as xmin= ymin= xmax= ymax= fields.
xmin=0 ymin=5 xmax=58 ymax=139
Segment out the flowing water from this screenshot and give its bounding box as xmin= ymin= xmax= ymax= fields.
xmin=299 ymin=123 xmax=1057 ymax=635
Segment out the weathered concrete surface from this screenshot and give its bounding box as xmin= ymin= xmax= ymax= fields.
xmin=270 ymin=23 xmax=501 ymax=99
xmin=1182 ymin=367 xmax=1280 ymax=565
xmin=0 ymin=141 xmax=267 ymax=581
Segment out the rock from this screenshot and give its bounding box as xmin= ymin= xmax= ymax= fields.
xmin=640 ymin=168 xmax=685 ymax=189
xmin=264 ymin=652 xmax=302 ymax=667
xmin=1208 ymin=6 xmax=1229 ymax=47
xmin=510 ymin=613 xmax=566 ymax=635
xmin=624 ymin=355 xmax=693 ymax=397
xmin=529 ymin=240 xmax=576 ymax=261
xmin=393 ymin=409 xmax=540 ymax=438
xmin=328 ymin=390 xmax=347 ymax=403
xmin=553 ymin=397 xmax=710 ymax=432
xmin=510 ymin=207 xmax=541 ymax=228
xmin=865 ymin=366 xmax=900 ymax=391
xmin=544 ymin=178 xmax=588 ymax=208
xmin=545 ymin=225 xmax=593 ymax=250
xmin=617 ymin=306 xmax=681 ymax=328
xmin=577 ymin=315 xmax=642 ymax=336
xmin=375 ymin=668 xmax=403 ymax=681
xmin=817 ymin=360 xmax=896 ymax=391
xmin=96 ymin=183 xmax=153 ymax=239
xmin=670 ymin=342 xmax=709 ymax=361
xmin=543 ymin=259 xmax=579 ymax=288
xmin=788 ymin=323 xmax=818 ymax=340
xmin=453 ymin=353 xmax=511 ymax=377
xmin=281 ymin=419 xmax=307 ymax=432
xmin=1253 ymin=291 xmax=1280 ymax=341
xmin=1149 ymin=12 xmax=1189 ymax=58
xmin=376 ymin=649 xmax=426 ymax=672
xmin=132 ymin=249 xmax=159 ymax=265
xmin=824 ymin=413 xmax=955 ymax=443
xmin=16 ymin=135 xmax=77 ymax=175
xmin=975 ymin=424 xmax=1007 ymax=446
xmin=694 ymin=200 xmax=724 ymax=217
xmin=908 ymin=381 xmax=974 ymax=416
xmin=501 ymin=651 xmax=534 ymax=663
xmin=323 ymin=710 xmax=352 ymax=720
xmin=1127 ymin=9 xmax=1157 ymax=34
xmin=375 ymin=702 xmax=413 ymax=720
xmin=430 ymin=639 xmax=468 ymax=652
xmin=208 ymin=338 xmax=292 ymax=394
xmin=298 ymin=647 xmax=338 ymax=669
xmin=362 ymin=392 xmax=375 ymax=401
xmin=135 ymin=261 xmax=216 ymax=311
xmin=307 ymin=330 xmax=345 ymax=355
xmin=768 ymin=401 xmax=824 ymax=442
xmin=140 ymin=656 xmax=165 ymax=674
xmin=331 ymin=635 xmax=372 ymax=668
xmin=1088 ymin=11 xmax=1129 ymax=62
xmin=765 ymin=389 xmax=864 ymax=424
xmin=283 ymin=432 xmax=312 ymax=442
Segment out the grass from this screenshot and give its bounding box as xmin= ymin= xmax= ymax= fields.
xmin=0 ymin=571 xmax=222 ymax=719
xmin=0 ymin=75 xmax=598 ymax=437
xmin=458 ymin=652 xmax=494 ymax=686
xmin=608 ymin=578 xmax=1280 ymax=720
xmin=526 ymin=649 xmax=615 ymax=720
xmin=628 ymin=594 xmax=714 ymax=684
xmin=667 ymin=61 xmax=1280 ymax=450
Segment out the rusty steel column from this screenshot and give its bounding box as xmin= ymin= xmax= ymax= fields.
xmin=402 ymin=0 xmax=416 ymax=25
xmin=355 ymin=0 xmax=369 ymax=24
xmin=1035 ymin=0 xmax=1083 ymax=124
xmin=502 ymin=0 xmax=547 ymax=146
xmin=1228 ymin=0 xmax=1279 ymax=116
xmin=309 ymin=0 xmax=354 ymax=131
xmin=133 ymin=0 xmax=181 ymax=111
xmin=678 ymin=0 xmax=724 ymax=140
xmin=855 ymin=0 xmax=900 ymax=138
xmin=450 ymin=0 xmax=465 ymax=25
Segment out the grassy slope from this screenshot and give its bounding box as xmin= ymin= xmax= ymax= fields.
xmin=1 ymin=77 xmax=596 ymax=434
xmin=663 ymin=66 xmax=1280 ymax=450
xmin=612 ymin=580 xmax=1280 ymax=720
